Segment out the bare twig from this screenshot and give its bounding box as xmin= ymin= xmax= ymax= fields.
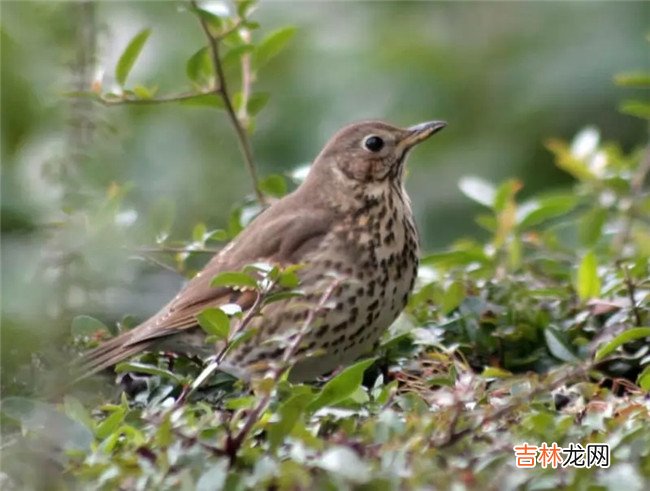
xmin=191 ymin=0 xmax=265 ymax=206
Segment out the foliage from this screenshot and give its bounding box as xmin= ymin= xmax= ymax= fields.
xmin=1 ymin=2 xmax=649 ymax=490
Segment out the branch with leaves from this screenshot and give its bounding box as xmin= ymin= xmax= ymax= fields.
xmin=74 ymin=0 xmax=296 ymax=206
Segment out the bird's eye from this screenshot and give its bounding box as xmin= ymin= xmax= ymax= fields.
xmin=363 ymin=135 xmax=384 ymax=152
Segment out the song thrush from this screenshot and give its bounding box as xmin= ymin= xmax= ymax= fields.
xmin=79 ymin=120 xmax=446 ymax=382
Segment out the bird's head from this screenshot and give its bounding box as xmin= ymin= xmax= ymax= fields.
xmin=309 ymin=120 xmax=446 ymax=184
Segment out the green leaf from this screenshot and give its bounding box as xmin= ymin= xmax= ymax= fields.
xmin=1 ymin=397 xmax=93 ymax=451
xmin=517 ymin=195 xmax=578 ymax=229
xmin=619 ymin=100 xmax=650 ymax=119
xmin=222 ymin=44 xmax=255 ymax=69
xmin=268 ymin=391 xmax=314 ymax=449
xmin=263 ymin=290 xmax=304 ymax=305
xmin=546 ymin=139 xmax=596 ymax=181
xmin=259 ymin=174 xmax=288 ymax=198
xmin=180 ymin=94 xmax=225 ymax=108
xmin=441 ymin=280 xmax=465 ymax=314
xmin=458 ymin=176 xmax=495 ymax=207
xmin=115 ymin=28 xmax=151 ymax=87
xmin=132 ymin=84 xmax=157 ymax=99
xmin=186 ymin=46 xmax=212 ymax=83
xmin=544 ymin=327 xmax=580 ymax=363
xmin=637 ymin=364 xmax=650 ymax=391
xmin=614 ymin=72 xmax=650 ymax=88
xmin=211 ymin=271 xmax=258 ymax=289
xmin=247 ymin=91 xmax=271 ymax=116
xmin=576 ymin=250 xmax=600 ymax=301
xmin=306 ymin=358 xmax=375 ymax=412
xmin=594 ymin=327 xmax=650 ymax=361
xmin=192 ymin=6 xmax=223 ymax=35
xmin=71 ymin=315 xmax=109 ymax=337
xmin=197 ymin=307 xmax=230 ymax=340
xmin=493 ymin=179 xmax=521 ymax=213
xmin=254 ymin=26 xmax=297 ymax=68
xmin=63 ymin=396 xmax=95 ymax=431
xmin=481 ymin=367 xmax=513 ymax=378
xmin=114 ymin=362 xmax=185 ymax=384
xmin=579 ymin=207 xmax=608 ymax=247
xmin=95 ymin=407 xmax=125 ymax=440
xmin=236 ymin=0 xmax=256 ymax=18
xmin=193 ymin=222 xmax=207 ymax=243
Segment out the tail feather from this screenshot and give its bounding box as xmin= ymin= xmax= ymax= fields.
xmin=73 ymin=330 xmax=154 ymax=381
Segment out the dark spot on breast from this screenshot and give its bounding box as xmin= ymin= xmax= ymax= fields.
xmin=332 ymin=321 xmax=348 ymax=333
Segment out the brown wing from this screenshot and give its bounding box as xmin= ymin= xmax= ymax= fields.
xmin=77 ymin=204 xmax=334 ymax=376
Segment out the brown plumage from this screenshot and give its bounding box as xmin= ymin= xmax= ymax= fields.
xmin=78 ymin=120 xmax=446 ymax=382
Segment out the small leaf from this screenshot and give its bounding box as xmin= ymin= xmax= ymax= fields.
xmin=544 ymin=327 xmax=580 ymax=363
xmin=254 ymin=26 xmax=297 ymax=68
xmin=186 ymin=46 xmax=213 ymax=83
xmin=595 ymin=327 xmax=650 ymax=361
xmin=306 ymin=358 xmax=375 ymax=412
xmin=132 ymin=84 xmax=157 ymax=99
xmin=193 ymin=222 xmax=207 ymax=243
xmin=493 ymin=179 xmax=522 ymax=213
xmin=247 ymin=92 xmax=271 ymax=116
xmin=614 ymin=72 xmax=650 ymax=88
xmin=95 ymin=408 xmax=125 ymax=440
xmin=517 ymin=195 xmax=578 ymax=229
xmin=197 ymin=307 xmax=230 ymax=340
xmin=236 ymin=0 xmax=256 ymax=17
xmin=222 ymin=44 xmax=255 ymax=69
xmin=578 ymin=207 xmax=608 ymax=247
xmin=268 ymin=391 xmax=314 ymax=450
xmin=196 ymin=461 xmax=228 ymax=491
xmin=71 ymin=315 xmax=109 ymax=337
xmin=259 ymin=174 xmax=287 ymax=198
xmin=114 ymin=362 xmax=185 ymax=384
xmin=180 ymin=94 xmax=225 ymax=108
xmin=63 ymin=396 xmax=95 ymax=431
xmin=637 ymin=364 xmax=650 ymax=391
xmin=263 ymin=290 xmax=304 ymax=305
xmin=441 ymin=280 xmax=465 ymax=314
xmin=576 ymin=250 xmax=600 ymax=301
xmin=458 ymin=176 xmax=496 ymax=207
xmin=211 ymin=271 xmax=258 ymax=289
xmin=115 ymin=28 xmax=152 ymax=87
xmin=481 ymin=367 xmax=513 ymax=378
xmin=546 ymin=139 xmax=596 ymax=181
xmin=619 ymin=100 xmax=650 ymax=119
xmin=192 ymin=6 xmax=224 ymax=35
xmin=2 ymin=397 xmax=94 ymax=451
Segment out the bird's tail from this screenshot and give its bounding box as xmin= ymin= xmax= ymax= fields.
xmin=72 ymin=330 xmax=154 ymax=382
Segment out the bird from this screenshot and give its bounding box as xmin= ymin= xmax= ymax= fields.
xmin=78 ymin=120 xmax=446 ymax=383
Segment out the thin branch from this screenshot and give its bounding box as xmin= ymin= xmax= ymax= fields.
xmin=191 ymin=0 xmax=265 ymax=206
xmin=238 ymin=29 xmax=253 ymax=125
xmin=620 ymin=262 xmax=643 ymax=327
xmin=98 ymin=90 xmax=214 ymax=106
xmin=130 ymin=245 xmax=222 ymax=254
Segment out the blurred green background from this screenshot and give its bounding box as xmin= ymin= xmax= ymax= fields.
xmin=1 ymin=1 xmax=648 ymax=394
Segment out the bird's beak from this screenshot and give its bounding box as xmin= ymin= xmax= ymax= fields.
xmin=399 ymin=120 xmax=447 ymax=150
